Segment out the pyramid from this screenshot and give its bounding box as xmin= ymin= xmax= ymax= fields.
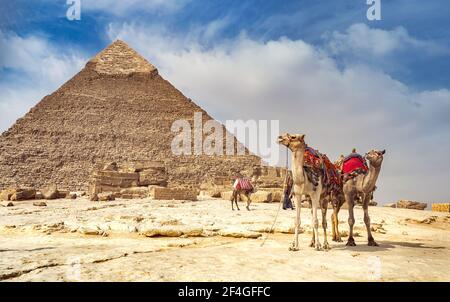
xmin=0 ymin=40 xmax=261 ymax=191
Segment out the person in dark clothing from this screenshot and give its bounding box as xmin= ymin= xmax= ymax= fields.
xmin=283 ymin=172 xmax=295 ymax=210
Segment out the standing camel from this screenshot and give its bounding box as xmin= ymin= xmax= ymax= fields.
xmin=277 ymin=133 xmax=330 ymax=251
xmin=230 ymin=174 xmax=254 ymax=211
xmin=343 ymin=149 xmax=385 ymax=246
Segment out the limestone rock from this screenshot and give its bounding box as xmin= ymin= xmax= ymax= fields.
xmin=0 ymin=188 xmax=17 ymax=201
xmin=41 ymin=185 xmax=59 ymax=200
xmin=10 ymin=188 xmax=36 ymax=201
xmin=397 ymin=200 xmax=427 ymax=210
xmin=57 ymin=190 xmax=70 ymax=199
xmin=33 ymin=201 xmax=47 ymax=207
xmin=98 ymin=192 xmax=115 ymax=202
xmin=139 ymin=225 xmax=203 ymax=238
xmin=120 ymin=187 xmax=149 ymax=199
xmin=1 ymin=201 xmax=14 ymax=207
xmin=90 ymin=193 xmax=99 ymax=202
xmin=218 ymin=228 xmax=262 ymax=239
xmin=150 ymin=187 xmax=197 ymax=201
xmin=251 ymin=191 xmax=273 ymax=203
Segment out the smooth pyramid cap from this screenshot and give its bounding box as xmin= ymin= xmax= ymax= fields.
xmin=89 ymin=40 xmax=157 ymax=75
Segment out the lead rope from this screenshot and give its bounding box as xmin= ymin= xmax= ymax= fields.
xmin=260 ymin=147 xmax=289 ymax=247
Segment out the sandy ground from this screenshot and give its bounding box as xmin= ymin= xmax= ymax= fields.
xmin=0 ymin=197 xmax=449 ymax=281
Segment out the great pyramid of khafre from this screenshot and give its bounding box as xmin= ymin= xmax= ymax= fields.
xmin=0 ymin=40 xmax=261 ymax=191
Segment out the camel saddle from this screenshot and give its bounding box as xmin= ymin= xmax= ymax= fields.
xmin=341 ymin=153 xmax=368 ymax=182
xmin=303 ymin=147 xmax=341 ymax=193
xmin=234 ymin=177 xmax=254 ymax=191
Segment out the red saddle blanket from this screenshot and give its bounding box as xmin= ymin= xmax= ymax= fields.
xmin=342 ymin=156 xmax=368 ymax=174
xmin=234 ymin=178 xmax=253 ymax=191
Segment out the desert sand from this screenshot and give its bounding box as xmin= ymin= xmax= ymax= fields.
xmin=1 ymin=198 xmax=449 ymax=281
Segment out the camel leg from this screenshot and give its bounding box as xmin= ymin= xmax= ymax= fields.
xmin=322 ymin=204 xmax=330 ymax=250
xmin=246 ymin=192 xmax=251 ymax=211
xmin=230 ymin=190 xmax=235 ymax=211
xmin=363 ymin=194 xmax=378 ymax=246
xmin=346 ymin=193 xmax=356 ymax=246
xmin=289 ymin=196 xmax=302 ymax=251
xmin=309 ymin=207 xmax=315 ymax=247
xmin=332 ymin=206 xmax=342 ymax=242
xmin=331 ymin=210 xmax=336 ymax=241
xmin=235 ymin=191 xmax=240 ymax=211
xmin=311 ymin=192 xmax=321 ymax=251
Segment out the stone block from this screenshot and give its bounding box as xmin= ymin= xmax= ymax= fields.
xmin=432 ymin=203 xmax=450 ymax=212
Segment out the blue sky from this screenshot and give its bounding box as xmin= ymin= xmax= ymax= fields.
xmin=3 ymin=0 xmax=450 ymax=89
xmin=1 ymin=0 xmax=450 ymax=204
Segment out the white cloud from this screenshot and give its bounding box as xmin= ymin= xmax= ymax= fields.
xmin=107 ymin=23 xmax=450 ymax=205
xmin=82 ymin=0 xmax=190 ymax=16
xmin=324 ymin=23 xmax=447 ymax=57
xmin=0 ymin=31 xmax=86 ymax=131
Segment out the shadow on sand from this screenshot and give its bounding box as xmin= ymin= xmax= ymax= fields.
xmin=331 ymin=240 xmax=445 ymax=252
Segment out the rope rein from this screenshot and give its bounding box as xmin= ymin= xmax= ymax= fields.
xmin=260 ymin=147 xmax=289 ymax=247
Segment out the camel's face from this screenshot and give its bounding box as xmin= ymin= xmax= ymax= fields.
xmin=277 ymin=133 xmax=306 ymax=151
xmin=365 ymin=149 xmax=385 ymax=167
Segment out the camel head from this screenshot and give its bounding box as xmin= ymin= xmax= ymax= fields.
xmin=365 ymin=149 xmax=386 ymax=167
xmin=277 ymin=133 xmax=306 ymax=151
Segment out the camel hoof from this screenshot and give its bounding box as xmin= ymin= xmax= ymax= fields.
xmin=323 ymin=243 xmax=331 ymax=250
xmin=309 ymin=241 xmax=315 ymax=248
xmin=315 ymin=244 xmax=322 ymax=251
xmin=246 ymin=206 xmax=250 ymax=211
xmin=368 ymin=239 xmax=379 ymax=247
xmin=336 ymin=237 xmax=343 ymax=242
xmin=346 ymin=238 xmax=356 ymax=246
xmin=289 ymin=246 xmax=300 ymax=252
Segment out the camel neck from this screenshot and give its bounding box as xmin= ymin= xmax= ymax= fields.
xmin=291 ymin=146 xmax=306 ymax=183
xmin=363 ymin=162 xmax=381 ymax=192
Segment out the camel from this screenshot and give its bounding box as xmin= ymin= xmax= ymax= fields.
xmin=277 ymin=133 xmax=330 ymax=251
xmin=343 ymin=149 xmax=386 ymax=246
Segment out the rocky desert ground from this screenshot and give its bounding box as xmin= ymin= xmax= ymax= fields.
xmin=1 ymin=198 xmax=449 ymax=282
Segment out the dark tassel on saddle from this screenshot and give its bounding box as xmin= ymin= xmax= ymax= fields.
xmin=303 ymin=166 xmax=322 ymax=191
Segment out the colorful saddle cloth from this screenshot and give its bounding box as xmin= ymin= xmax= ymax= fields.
xmin=342 ymin=153 xmax=368 ymax=175
xmin=303 ymin=147 xmax=341 ymax=194
xmin=234 ymin=178 xmax=254 ymax=191
xmin=322 ymin=154 xmax=342 ymax=195
xmin=304 ymin=147 xmax=322 ymax=169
